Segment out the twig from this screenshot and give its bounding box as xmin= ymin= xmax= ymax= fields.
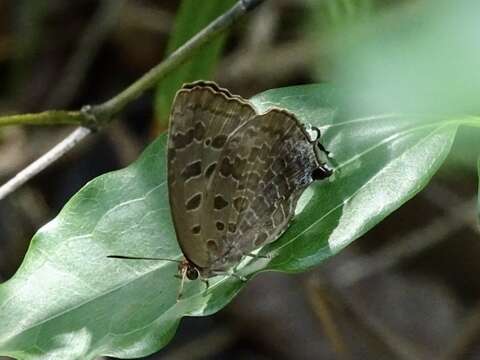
xmin=46 ymin=0 xmax=126 ymax=108
xmin=0 ymin=110 xmax=85 ymax=127
xmin=0 ymin=0 xmax=265 ymax=200
xmin=0 ymin=127 xmax=92 ymax=200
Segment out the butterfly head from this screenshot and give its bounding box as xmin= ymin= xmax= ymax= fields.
xmin=176 ymin=259 xmax=208 ymax=300
xmin=186 ymin=263 xmax=200 ymax=280
xmin=312 ymin=166 xmax=333 ymax=180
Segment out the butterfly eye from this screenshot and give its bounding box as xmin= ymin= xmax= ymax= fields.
xmin=312 ymin=166 xmax=333 ymax=181
xmin=186 ymin=267 xmax=199 ymax=280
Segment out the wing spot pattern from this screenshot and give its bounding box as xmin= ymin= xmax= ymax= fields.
xmin=181 ymin=160 xmax=202 ymax=180
xmin=186 ymin=193 xmax=202 ymax=211
xmin=214 ymin=195 xmax=229 ymax=210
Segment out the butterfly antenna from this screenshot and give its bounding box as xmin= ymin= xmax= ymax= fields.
xmin=107 ymin=255 xmax=182 ymax=263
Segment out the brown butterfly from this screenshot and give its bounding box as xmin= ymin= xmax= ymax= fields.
xmin=109 ymin=81 xmax=332 ymax=297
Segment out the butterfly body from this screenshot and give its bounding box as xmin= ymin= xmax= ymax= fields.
xmin=167 ymin=81 xmax=332 ymax=280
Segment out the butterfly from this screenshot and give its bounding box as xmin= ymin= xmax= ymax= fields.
xmin=109 ymin=81 xmax=332 ymax=297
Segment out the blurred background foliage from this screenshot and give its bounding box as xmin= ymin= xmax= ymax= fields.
xmin=0 ymin=0 xmax=479 ymax=359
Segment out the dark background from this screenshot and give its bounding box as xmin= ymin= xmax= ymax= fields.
xmin=0 ymin=1 xmax=479 ymax=359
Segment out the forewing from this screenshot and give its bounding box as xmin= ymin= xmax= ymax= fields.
xmin=167 ymin=82 xmax=257 ymax=268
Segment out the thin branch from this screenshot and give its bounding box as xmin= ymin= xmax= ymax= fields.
xmin=0 ymin=127 xmax=92 ymax=200
xmin=0 ymin=0 xmax=264 ymax=200
xmin=0 ymin=110 xmax=84 ymax=127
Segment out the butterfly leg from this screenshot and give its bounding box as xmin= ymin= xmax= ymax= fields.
xmin=230 ymin=264 xmax=248 ymax=282
xmin=312 ymin=164 xmax=333 ymax=180
xmin=229 ymin=272 xmax=248 ymax=282
xmin=211 ymin=270 xmax=247 ymax=282
xmin=244 ymin=252 xmax=271 ymax=260
xmin=176 ymin=265 xmax=188 ymax=301
xmin=201 ymin=278 xmax=210 ymax=290
xmin=316 ymin=141 xmax=330 ymax=157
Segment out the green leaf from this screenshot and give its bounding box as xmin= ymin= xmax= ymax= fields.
xmin=154 ymin=0 xmax=235 ymax=126
xmin=0 ymin=84 xmax=460 ymax=359
xmin=439 ymin=125 xmax=480 ymax=175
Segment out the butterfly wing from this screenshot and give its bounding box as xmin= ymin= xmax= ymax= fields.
xmin=167 ymin=82 xmax=257 ymax=269
xmin=206 ymin=108 xmax=322 ymax=270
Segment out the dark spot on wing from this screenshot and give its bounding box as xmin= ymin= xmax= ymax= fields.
xmin=214 ymin=195 xmax=229 ymax=210
xmin=186 ymin=193 xmax=202 ymax=211
xmin=219 ymin=157 xmax=233 ymax=177
xmin=228 ymin=222 xmax=237 ymax=233
xmin=212 ymin=134 xmax=228 ymax=149
xmin=192 ymin=224 xmax=201 ymax=234
xmin=205 ymin=162 xmax=216 ymax=179
xmin=216 ymin=221 xmax=225 ymax=231
xmin=172 ymin=128 xmax=194 ymax=149
xmin=194 ymin=121 xmax=206 ymax=141
xmin=181 ymin=160 xmax=202 ymax=180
